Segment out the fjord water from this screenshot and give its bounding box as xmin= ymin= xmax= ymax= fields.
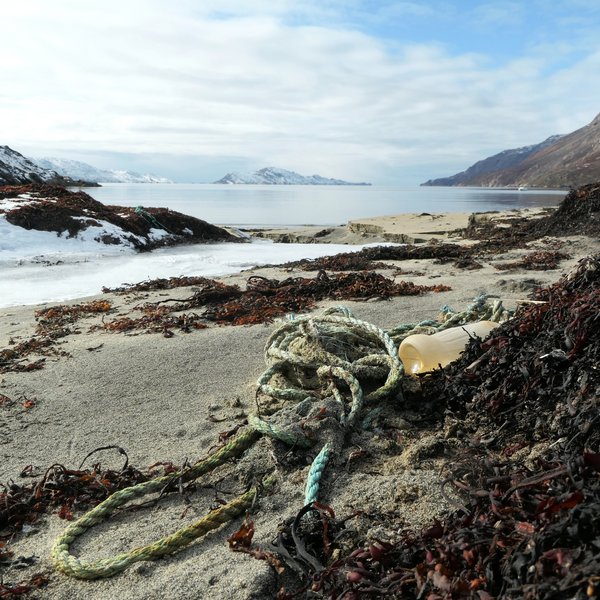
xmin=86 ymin=184 xmax=566 ymax=226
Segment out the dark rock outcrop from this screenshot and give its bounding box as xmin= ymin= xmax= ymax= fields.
xmin=0 ymin=184 xmax=240 ymax=250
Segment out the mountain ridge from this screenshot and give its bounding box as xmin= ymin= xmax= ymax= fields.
xmin=0 ymin=146 xmax=92 ymax=187
xmin=34 ymin=157 xmax=173 ymax=184
xmin=422 ymin=112 xmax=600 ymax=188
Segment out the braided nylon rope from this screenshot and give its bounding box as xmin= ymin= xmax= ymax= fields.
xmin=52 ymin=300 xmax=509 ymax=580
xmin=304 ymin=443 xmax=332 ymax=505
xmin=134 ymin=206 xmax=172 ymax=233
xmin=247 ymin=414 xmax=312 ymax=448
xmin=51 ymin=428 xmax=261 ymax=578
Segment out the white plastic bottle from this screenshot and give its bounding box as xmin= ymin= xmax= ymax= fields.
xmin=398 ymin=321 xmax=499 ymax=374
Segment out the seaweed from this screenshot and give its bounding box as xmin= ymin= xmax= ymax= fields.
xmin=99 ymin=272 xmax=451 ymax=330
xmin=0 ymin=574 xmax=49 ymax=599
xmin=494 ymin=250 xmax=571 ymax=271
xmin=0 ymin=300 xmax=112 ymax=373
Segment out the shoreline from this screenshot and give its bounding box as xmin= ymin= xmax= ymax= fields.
xmin=238 ymin=206 xmax=551 ymax=245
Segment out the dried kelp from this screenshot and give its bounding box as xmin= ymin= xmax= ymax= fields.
xmin=464 ymin=182 xmax=600 ymax=246
xmin=0 ymin=454 xmax=150 ymax=537
xmin=0 ymin=300 xmax=113 ymax=373
xmin=494 ymin=250 xmax=571 ymax=271
xmin=99 ymin=273 xmax=451 ymax=330
xmin=0 ymin=573 xmax=49 ymax=598
xmin=35 ymin=300 xmax=112 ymax=334
xmin=282 ymin=244 xmax=468 ymax=271
xmin=98 ymin=308 xmax=207 ymax=336
xmin=282 ymin=254 xmax=393 ymax=272
xmin=202 ymin=272 xmax=450 ymax=325
xmin=0 ymin=338 xmax=54 ymax=374
xmin=296 ymin=455 xmax=600 ymax=599
xmin=102 ymin=276 xmax=220 ymax=294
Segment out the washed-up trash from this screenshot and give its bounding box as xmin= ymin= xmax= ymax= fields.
xmin=398 ymin=321 xmax=499 ymax=373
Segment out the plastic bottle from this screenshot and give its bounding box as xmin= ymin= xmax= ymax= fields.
xmin=398 ymin=321 xmax=499 ymax=374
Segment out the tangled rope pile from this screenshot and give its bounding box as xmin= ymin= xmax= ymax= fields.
xmin=51 ymin=299 xmax=510 ymax=580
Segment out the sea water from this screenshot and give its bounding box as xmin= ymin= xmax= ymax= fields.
xmin=1 ymin=185 xmax=566 ymax=307
xmin=85 ymin=184 xmax=566 ymax=226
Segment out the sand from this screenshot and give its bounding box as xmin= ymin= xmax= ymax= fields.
xmin=1 ymin=209 xmax=598 ymax=599
xmin=242 ymin=207 xmax=550 ymax=244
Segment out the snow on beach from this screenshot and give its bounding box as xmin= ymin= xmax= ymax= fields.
xmin=0 ymin=212 xmax=369 ymax=308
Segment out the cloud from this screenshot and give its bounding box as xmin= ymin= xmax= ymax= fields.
xmin=470 ymin=2 xmax=526 ymax=28
xmin=1 ymin=1 xmax=600 ymax=183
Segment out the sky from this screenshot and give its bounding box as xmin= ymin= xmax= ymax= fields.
xmin=2 ymin=0 xmax=600 ymax=184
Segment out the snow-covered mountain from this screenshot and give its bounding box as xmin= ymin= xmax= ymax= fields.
xmin=0 ymin=145 xmax=71 ymax=185
xmin=34 ymin=157 xmax=173 ymax=184
xmin=214 ymin=167 xmax=370 ymax=185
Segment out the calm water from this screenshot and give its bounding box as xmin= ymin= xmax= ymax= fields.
xmin=84 ymin=184 xmax=566 ymax=227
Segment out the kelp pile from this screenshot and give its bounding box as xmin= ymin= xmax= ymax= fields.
xmin=525 ymin=182 xmax=600 ymax=238
xmin=283 ymin=244 xmax=468 ymax=272
xmin=432 ymin=253 xmax=600 ymax=449
xmin=99 ymin=306 xmax=208 ymax=337
xmin=100 ymin=272 xmax=451 ymax=330
xmin=0 ymin=300 xmax=112 ymax=373
xmin=0 ymin=448 xmax=151 ymax=535
xmin=494 ymin=250 xmax=571 ymax=271
xmin=102 ymin=276 xmax=219 ymax=294
xmin=232 ymin=254 xmax=600 ymax=599
xmin=464 ymin=182 xmax=600 ymax=246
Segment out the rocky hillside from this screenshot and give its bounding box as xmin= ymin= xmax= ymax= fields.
xmin=423 ymin=111 xmax=600 ymax=188
xmin=0 ymin=146 xmax=92 ymax=186
xmin=0 ymin=184 xmax=239 ymax=251
xmin=422 ymin=135 xmax=563 ymax=186
xmin=215 ymin=166 xmax=370 ymax=185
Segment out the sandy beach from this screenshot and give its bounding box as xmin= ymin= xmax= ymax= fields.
xmin=1 ymin=208 xmax=599 ymax=599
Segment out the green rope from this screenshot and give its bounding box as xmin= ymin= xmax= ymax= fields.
xmin=317 ymin=365 xmax=363 ymax=427
xmin=387 ymin=295 xmax=511 ymax=345
xmin=51 ymin=428 xmax=262 ymax=579
xmin=247 ymin=414 xmax=312 ymax=448
xmin=304 ymin=444 xmax=332 ymax=505
xmin=134 ymin=206 xmax=172 ymax=233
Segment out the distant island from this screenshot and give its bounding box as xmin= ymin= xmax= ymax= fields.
xmin=214 ymin=166 xmax=371 ymax=185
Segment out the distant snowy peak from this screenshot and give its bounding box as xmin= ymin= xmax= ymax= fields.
xmin=0 ymin=145 xmax=67 ymax=185
xmin=34 ymin=157 xmax=115 ymax=183
xmin=215 ymin=167 xmax=371 ymax=185
xmin=109 ymin=170 xmax=173 ymax=184
xmin=34 ymin=157 xmax=173 ymax=184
